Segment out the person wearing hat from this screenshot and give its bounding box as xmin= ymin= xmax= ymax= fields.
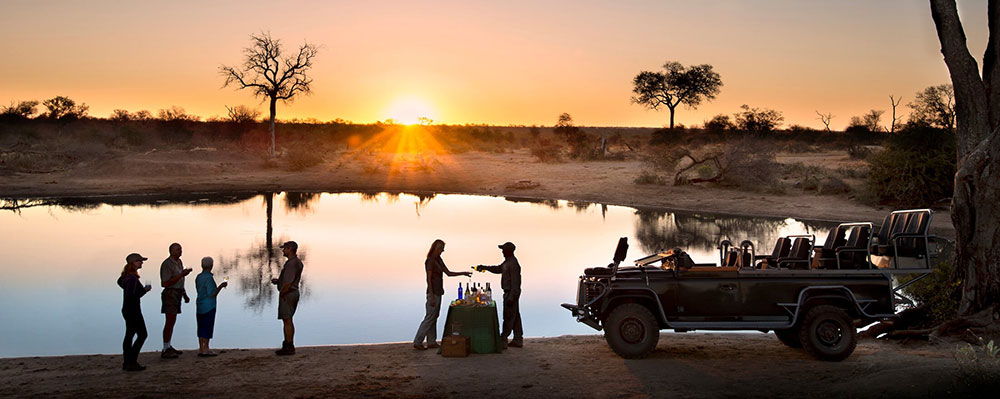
xmin=475 ymin=242 xmax=523 ymax=348
xmin=159 ymin=242 xmax=192 ymax=359
xmin=118 ymin=253 xmax=152 ymax=371
xmin=271 ymin=241 xmax=303 ymax=355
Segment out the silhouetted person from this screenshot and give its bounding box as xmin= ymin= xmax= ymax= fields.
xmin=413 ymin=239 xmax=472 ymax=350
xmin=476 ymin=242 xmax=523 ymax=348
xmin=118 ymin=253 xmax=152 ymax=371
xmin=160 ymin=242 xmax=192 ymax=358
xmin=195 ymin=256 xmax=227 ymax=357
xmin=271 ymin=241 xmax=303 ymax=355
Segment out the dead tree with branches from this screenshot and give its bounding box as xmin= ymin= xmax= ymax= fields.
xmin=815 ymin=111 xmax=834 ymax=132
xmin=889 ymin=95 xmax=904 ymax=133
xmin=220 ymin=32 xmax=319 ymax=157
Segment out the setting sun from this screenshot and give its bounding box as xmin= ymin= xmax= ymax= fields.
xmin=384 ymin=96 xmax=436 ymax=125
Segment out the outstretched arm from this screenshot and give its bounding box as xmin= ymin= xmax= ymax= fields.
xmin=440 ymin=260 xmax=472 ymax=277
xmin=478 ymin=264 xmax=503 ymax=274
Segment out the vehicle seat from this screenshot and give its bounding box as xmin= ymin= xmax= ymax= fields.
xmin=895 ymin=212 xmax=929 ymax=257
xmin=836 ymin=226 xmax=872 ymax=269
xmin=870 ymin=213 xmax=896 ymax=255
xmin=877 ymin=213 xmax=911 ymax=256
xmin=814 ymin=226 xmax=848 ymax=269
xmin=777 ymin=237 xmax=810 ymax=270
xmin=758 ymin=237 xmax=790 ymax=269
xmin=584 ymin=267 xmax=615 ymax=277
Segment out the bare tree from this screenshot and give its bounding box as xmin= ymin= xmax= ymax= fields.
xmin=889 ymin=95 xmax=903 ymax=133
xmin=815 ymin=111 xmax=834 ymax=132
xmin=220 ymin=32 xmax=319 ymax=157
xmin=928 ymin=0 xmax=1000 ymax=333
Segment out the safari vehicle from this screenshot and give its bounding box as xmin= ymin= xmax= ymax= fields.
xmin=561 ymin=209 xmax=940 ymax=361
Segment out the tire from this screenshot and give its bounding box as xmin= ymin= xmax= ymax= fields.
xmin=603 ymin=303 xmax=659 ymax=359
xmin=774 ymin=328 xmax=802 ymax=348
xmin=798 ymin=305 xmax=857 ymax=361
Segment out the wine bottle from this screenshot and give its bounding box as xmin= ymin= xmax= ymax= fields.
xmin=464 ymin=284 xmax=471 ymax=303
xmin=458 ymin=282 xmax=463 ymax=300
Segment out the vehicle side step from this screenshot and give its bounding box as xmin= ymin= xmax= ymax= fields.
xmin=668 ymin=321 xmax=792 ymax=330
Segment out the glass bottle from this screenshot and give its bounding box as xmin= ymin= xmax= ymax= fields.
xmin=464 ymin=284 xmax=471 ymax=304
xmin=458 ymin=282 xmax=463 ymax=300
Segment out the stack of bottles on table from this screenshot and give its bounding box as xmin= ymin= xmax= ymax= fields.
xmin=451 ymin=281 xmax=493 ymax=306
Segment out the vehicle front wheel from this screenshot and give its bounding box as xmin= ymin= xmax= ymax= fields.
xmin=774 ymin=328 xmax=802 ymax=348
xmin=798 ymin=305 xmax=856 ymax=361
xmin=604 ymin=303 xmax=659 ymax=359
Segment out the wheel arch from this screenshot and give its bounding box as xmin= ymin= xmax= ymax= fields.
xmin=601 ymin=291 xmax=668 ymax=329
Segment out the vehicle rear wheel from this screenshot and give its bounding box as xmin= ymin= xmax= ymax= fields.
xmin=798 ymin=305 xmax=856 ymax=361
xmin=604 ymin=303 xmax=659 ymax=359
xmin=774 ymin=328 xmax=802 ymax=348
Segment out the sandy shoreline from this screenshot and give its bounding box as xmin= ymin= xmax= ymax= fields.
xmin=1 ymin=149 xmax=955 ymax=238
xmin=0 ymin=334 xmax=974 ymax=398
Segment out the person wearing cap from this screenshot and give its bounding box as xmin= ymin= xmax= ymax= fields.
xmin=413 ymin=239 xmax=473 ymax=350
xmin=270 ymin=241 xmax=303 ymax=355
xmin=118 ymin=253 xmax=152 ymax=371
xmin=476 ymin=242 xmax=523 ymax=348
xmin=195 ymin=256 xmax=227 ymax=357
xmin=159 ymin=243 xmax=192 ymax=359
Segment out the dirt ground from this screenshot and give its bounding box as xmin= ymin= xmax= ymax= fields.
xmin=1 ymin=148 xmax=968 ymax=398
xmin=0 ymin=334 xmax=978 ymax=398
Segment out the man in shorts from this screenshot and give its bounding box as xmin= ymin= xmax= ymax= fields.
xmin=160 ymin=242 xmax=192 ymax=358
xmin=271 ymin=241 xmax=303 ymax=356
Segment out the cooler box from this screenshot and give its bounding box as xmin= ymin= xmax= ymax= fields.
xmin=441 ymin=335 xmax=470 ymax=357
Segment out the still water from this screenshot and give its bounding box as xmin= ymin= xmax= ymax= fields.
xmin=0 ymin=192 xmax=834 ymax=357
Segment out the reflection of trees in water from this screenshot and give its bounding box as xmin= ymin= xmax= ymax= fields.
xmin=634 ymin=210 xmax=832 ymax=255
xmin=504 ymin=196 xmax=560 ymax=210
xmin=216 ymin=192 xmax=309 ymax=314
xmin=283 ymin=192 xmax=320 ymax=214
xmin=2 ymin=194 xmax=257 ymax=214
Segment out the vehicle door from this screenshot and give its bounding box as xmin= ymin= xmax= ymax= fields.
xmin=673 ymin=267 xmax=741 ymax=321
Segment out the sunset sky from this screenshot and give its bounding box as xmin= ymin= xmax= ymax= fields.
xmin=0 ymin=0 xmax=988 ymax=129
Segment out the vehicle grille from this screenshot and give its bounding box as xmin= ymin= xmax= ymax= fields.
xmin=583 ymin=280 xmax=605 ymax=303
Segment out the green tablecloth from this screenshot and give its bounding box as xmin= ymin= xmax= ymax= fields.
xmin=438 ymin=301 xmax=502 ymax=354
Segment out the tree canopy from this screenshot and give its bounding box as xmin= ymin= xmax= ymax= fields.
xmin=221 ymin=32 xmax=319 ymax=157
xmin=631 ymin=62 xmax=722 ymax=129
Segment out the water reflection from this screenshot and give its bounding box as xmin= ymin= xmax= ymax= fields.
xmin=0 ymin=191 xmax=842 ymax=357
xmin=633 ymin=209 xmax=835 ymax=258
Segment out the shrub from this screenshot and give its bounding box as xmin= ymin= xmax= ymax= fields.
xmin=530 ymin=139 xmax=562 ymax=162
xmin=634 ymin=170 xmax=664 ymax=185
xmin=818 ymin=177 xmax=851 ymax=195
xmin=954 ymin=334 xmax=1000 ymax=393
xmin=718 ymin=138 xmax=779 ymax=189
xmin=847 ymin=144 xmax=874 ymax=160
xmin=284 ymin=146 xmax=324 ymax=171
xmin=865 ymin=126 xmax=955 ymax=207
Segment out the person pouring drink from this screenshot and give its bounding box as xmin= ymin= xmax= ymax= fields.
xmin=475 ymin=242 xmax=523 ymax=349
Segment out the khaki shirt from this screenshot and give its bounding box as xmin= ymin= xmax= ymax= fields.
xmin=160 ymin=257 xmax=185 ymax=291
xmin=278 ymin=257 xmax=304 ymax=292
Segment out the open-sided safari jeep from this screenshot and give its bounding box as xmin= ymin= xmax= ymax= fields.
xmin=562 ymin=209 xmax=940 ymax=361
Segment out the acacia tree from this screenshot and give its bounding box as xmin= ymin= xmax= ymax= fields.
xmin=221 ymin=32 xmax=318 ymax=157
xmin=632 ymin=62 xmax=722 ymax=129
xmin=908 ymin=84 xmax=956 ymax=129
xmin=929 ymin=0 xmax=1000 ymax=332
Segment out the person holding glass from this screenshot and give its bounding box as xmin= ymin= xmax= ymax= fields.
xmin=195 ymin=256 xmax=227 ymax=357
xmin=413 ymin=239 xmax=472 ymax=350
xmin=118 ymin=253 xmax=152 ymax=371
